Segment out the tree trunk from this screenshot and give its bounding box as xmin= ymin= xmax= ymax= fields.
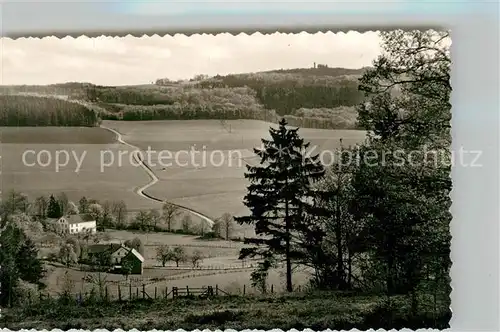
xmin=347 ymin=246 xmax=353 ymax=289
xmin=410 ymin=288 xmax=418 ymax=317
xmin=386 ymin=251 xmax=395 ymax=298
xmin=285 ymin=199 xmax=292 ymax=292
xmin=335 ymin=193 xmax=345 ymax=289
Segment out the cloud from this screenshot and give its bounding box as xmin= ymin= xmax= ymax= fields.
xmin=1 ymin=31 xmax=381 ymax=86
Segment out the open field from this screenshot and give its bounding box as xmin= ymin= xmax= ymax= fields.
xmin=2 ymin=120 xmax=365 ymax=237
xmin=1 ymin=127 xmax=159 ymax=211
xmin=41 ymin=262 xmax=306 ymax=300
xmin=42 ymin=263 xmax=189 ymax=295
xmin=37 ymin=228 xmax=307 ymax=300
xmin=101 ymin=230 xmax=244 ymax=267
xmin=103 ymin=119 xmax=366 ymax=236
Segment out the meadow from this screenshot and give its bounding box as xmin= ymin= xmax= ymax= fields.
xmin=102 ymin=119 xmax=367 ymax=237
xmin=1 ymin=126 xmax=158 ymax=212
xmin=39 ymin=228 xmax=308 ymax=299
xmin=1 ymin=290 xmax=449 ymax=331
xmin=2 ymin=119 xmax=366 ymax=236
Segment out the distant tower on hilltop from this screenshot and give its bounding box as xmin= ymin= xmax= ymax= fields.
xmin=313 ymin=62 xmax=316 ymax=68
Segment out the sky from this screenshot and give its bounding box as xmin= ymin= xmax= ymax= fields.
xmin=1 ymin=31 xmax=382 ymax=86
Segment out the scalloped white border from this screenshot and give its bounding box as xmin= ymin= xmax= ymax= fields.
xmin=0 ymin=329 xmax=436 ymax=332
xmin=1 ymin=3 xmax=500 ymax=332
xmin=1 ymin=30 xmax=374 ymax=41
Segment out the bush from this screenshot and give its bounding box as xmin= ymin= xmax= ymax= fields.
xmin=362 ymin=297 xmax=451 ymax=330
xmin=197 ymin=231 xmax=221 ymax=240
xmin=46 ymin=252 xmax=59 ymax=262
xmin=14 ymin=280 xmax=39 ymax=307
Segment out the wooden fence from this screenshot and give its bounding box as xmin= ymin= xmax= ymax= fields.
xmin=37 ymin=283 xmax=301 ymax=304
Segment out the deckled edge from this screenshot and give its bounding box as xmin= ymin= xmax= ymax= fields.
xmin=0 ymin=328 xmax=444 ymax=332
xmin=447 ymin=29 xmax=456 ymax=330
xmin=0 ymin=30 xmax=386 ymax=42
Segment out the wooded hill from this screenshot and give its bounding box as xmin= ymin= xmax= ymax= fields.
xmin=0 ymin=67 xmax=367 ymax=129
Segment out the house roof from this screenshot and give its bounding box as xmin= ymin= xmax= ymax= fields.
xmin=60 ymin=214 xmax=95 ymax=225
xmin=87 ymin=243 xmax=122 ymax=254
xmin=111 ymin=246 xmax=130 ymax=256
xmin=87 ymin=243 xmax=145 ymax=263
xmin=128 ymin=248 xmax=145 ymax=262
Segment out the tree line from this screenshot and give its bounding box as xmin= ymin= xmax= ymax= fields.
xmin=235 ymin=30 xmax=451 ymax=319
xmin=0 ymin=189 xmax=238 ymax=306
xmin=100 ymin=103 xmax=278 ymax=123
xmin=2 ymin=71 xmax=363 ymax=130
xmin=193 ymin=72 xmax=365 ymax=116
xmin=3 ymin=191 xmax=236 ymax=240
xmin=0 ymin=95 xmax=100 ymax=126
xmin=0 ymin=82 xmax=91 ymax=97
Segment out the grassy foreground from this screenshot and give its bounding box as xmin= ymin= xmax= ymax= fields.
xmin=0 ymin=291 xmax=450 ymax=330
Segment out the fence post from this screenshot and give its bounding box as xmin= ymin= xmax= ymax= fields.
xmin=243 ymin=284 xmax=246 ymax=295
xmin=105 ymin=286 xmax=109 ymax=301
xmin=271 ymin=284 xmax=274 ymax=293
xmin=215 ymin=284 xmax=219 ymax=296
xmin=136 ymin=287 xmax=139 ymax=298
xmin=165 ymin=287 xmax=168 ymax=299
xmin=129 ymin=283 xmax=132 ymax=300
xmin=143 ymin=284 xmax=145 ymax=299
xmin=155 ymin=287 xmax=157 ymax=299
xmin=118 ymin=285 xmax=122 ymax=301
xmin=186 ymin=285 xmax=190 ymax=296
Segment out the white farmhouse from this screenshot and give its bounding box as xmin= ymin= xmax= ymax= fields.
xmin=57 ymin=214 xmax=97 ymax=234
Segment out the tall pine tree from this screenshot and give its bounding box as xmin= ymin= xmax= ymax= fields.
xmin=236 ymin=118 xmax=326 ymax=292
xmin=47 ymin=195 xmax=62 ymax=218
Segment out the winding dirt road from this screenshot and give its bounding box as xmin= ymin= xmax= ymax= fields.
xmin=101 ymin=125 xmax=215 ymax=228
xmin=14 ymin=93 xmax=217 ymax=227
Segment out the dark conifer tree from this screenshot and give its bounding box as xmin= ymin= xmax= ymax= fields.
xmin=236 ymin=118 xmax=326 ymax=292
xmin=47 ymin=195 xmax=62 ymax=218
xmin=78 ymin=196 xmax=89 ymax=214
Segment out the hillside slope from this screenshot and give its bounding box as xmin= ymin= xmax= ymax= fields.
xmin=1 ymin=67 xmax=365 ymax=129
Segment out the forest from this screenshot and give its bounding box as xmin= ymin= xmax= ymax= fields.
xmin=0 ymin=64 xmax=363 ymax=129
xmin=0 ymin=95 xmax=100 ymax=127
